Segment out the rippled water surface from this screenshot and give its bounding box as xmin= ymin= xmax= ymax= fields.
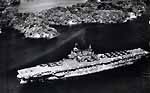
xmin=18 ymin=0 xmax=87 ymax=12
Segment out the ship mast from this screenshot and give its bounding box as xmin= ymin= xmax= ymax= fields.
xmin=68 ymin=43 xmax=80 ymax=59
xmin=73 ymin=43 xmax=79 ymax=53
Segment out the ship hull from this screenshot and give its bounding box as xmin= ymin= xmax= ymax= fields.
xmin=17 ymin=48 xmax=149 ymax=84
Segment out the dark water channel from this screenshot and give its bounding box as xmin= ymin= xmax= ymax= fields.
xmin=1 ymin=16 xmax=150 ymax=70
xmin=1 ymin=16 xmax=150 ymax=93
xmin=1 ymin=1 xmax=150 ymax=93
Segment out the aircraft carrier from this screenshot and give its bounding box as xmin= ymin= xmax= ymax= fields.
xmin=17 ymin=44 xmax=149 ymax=84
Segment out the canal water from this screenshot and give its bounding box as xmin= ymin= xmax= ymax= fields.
xmin=17 ymin=0 xmax=87 ymax=12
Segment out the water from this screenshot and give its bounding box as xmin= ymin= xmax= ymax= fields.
xmin=0 ymin=19 xmax=149 ymax=71
xmin=1 ymin=2 xmax=150 ymax=93
xmin=4 ymin=59 xmax=150 ymax=93
xmin=18 ymin=0 xmax=87 ymax=12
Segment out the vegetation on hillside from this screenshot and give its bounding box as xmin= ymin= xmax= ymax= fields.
xmin=0 ymin=0 xmax=148 ymax=39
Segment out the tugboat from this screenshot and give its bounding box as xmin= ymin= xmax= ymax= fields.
xmin=17 ymin=43 xmax=149 ymax=84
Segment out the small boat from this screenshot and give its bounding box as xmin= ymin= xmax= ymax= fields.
xmin=17 ymin=43 xmax=149 ymax=84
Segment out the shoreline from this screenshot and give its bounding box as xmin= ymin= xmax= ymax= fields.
xmin=9 ymin=1 xmax=146 ymax=39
